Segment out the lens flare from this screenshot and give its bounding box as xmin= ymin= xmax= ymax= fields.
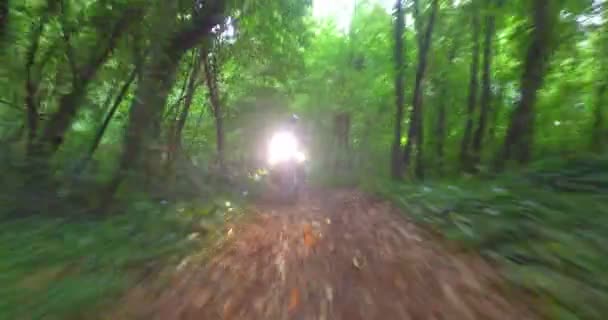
xmin=268 ymin=131 xmax=301 ymax=165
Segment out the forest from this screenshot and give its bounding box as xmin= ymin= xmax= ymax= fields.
xmin=1 ymin=0 xmax=607 ymax=319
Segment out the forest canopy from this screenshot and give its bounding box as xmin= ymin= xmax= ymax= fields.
xmin=0 ymin=0 xmax=605 ymax=196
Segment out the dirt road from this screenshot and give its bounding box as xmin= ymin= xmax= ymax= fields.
xmin=116 ymin=189 xmax=536 ymax=319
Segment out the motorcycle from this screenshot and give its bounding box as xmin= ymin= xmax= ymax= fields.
xmin=266 ymin=130 xmax=306 ymax=203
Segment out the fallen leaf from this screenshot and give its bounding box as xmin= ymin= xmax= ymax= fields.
xmin=193 ymin=290 xmax=212 ymax=308
xmin=303 ymin=223 xmax=316 ymax=247
xmin=304 ymin=232 xmax=316 ymax=247
xmin=303 ymin=223 xmax=312 ymax=234
xmin=353 ymin=256 xmax=362 ymax=269
xmin=320 ymin=301 xmax=328 ymax=320
xmin=325 ymin=285 xmax=333 ymax=302
xmin=223 ymin=298 xmax=234 ymax=319
xmin=288 ymin=288 xmax=300 ymax=312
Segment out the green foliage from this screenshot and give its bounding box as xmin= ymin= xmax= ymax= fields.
xmin=0 ymin=199 xmax=236 ymax=319
xmin=1 ymin=0 xmax=608 ymax=318
xmin=369 ymin=155 xmax=608 ymax=319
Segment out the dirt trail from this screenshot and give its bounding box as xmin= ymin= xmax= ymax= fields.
xmin=116 ymin=189 xmax=536 ymax=319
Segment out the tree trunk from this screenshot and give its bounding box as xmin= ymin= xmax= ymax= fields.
xmin=24 ymin=13 xmax=50 ymax=156
xmin=412 ymin=0 xmax=423 ymax=48
xmin=591 ymin=82 xmax=607 ymax=152
xmin=78 ymin=68 xmax=137 ymax=173
xmin=390 ymin=0 xmax=406 ymax=180
xmin=163 ymin=52 xmax=196 ymax=120
xmin=101 ymin=0 xmax=227 ymax=208
xmin=403 ymin=0 xmax=439 ymax=179
xmin=471 ymin=1 xmax=496 ymax=169
xmin=166 ymin=48 xmax=203 ymax=174
xmin=0 ymin=0 xmax=8 ymax=42
xmin=488 ymin=84 xmax=503 ymax=147
xmin=106 ymin=52 xmax=181 ymax=200
xmin=497 ymin=0 xmax=555 ymax=168
xmin=459 ymin=3 xmax=481 ymax=172
xmin=30 ymin=10 xmax=133 ymax=161
xmin=203 ymin=49 xmax=226 ymax=174
xmin=591 ymin=13 xmax=608 ymax=152
xmin=332 ymin=112 xmax=351 ymax=173
xmin=435 ymin=37 xmax=459 ymax=175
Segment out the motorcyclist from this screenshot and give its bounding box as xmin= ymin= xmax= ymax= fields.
xmin=274 ymin=114 xmax=307 ymax=151
xmin=266 ymin=114 xmax=308 ymax=198
xmin=285 ymin=114 xmax=308 ymax=184
xmin=286 ymin=114 xmax=308 ymax=158
xmin=283 ymin=114 xmax=302 ymax=137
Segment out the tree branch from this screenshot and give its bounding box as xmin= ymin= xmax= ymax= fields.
xmin=58 ymin=0 xmax=79 ymax=84
xmin=24 ymin=13 xmax=50 ymax=155
xmin=169 ymin=0 xmax=225 ymax=57
xmin=36 ymin=7 xmax=141 ymax=155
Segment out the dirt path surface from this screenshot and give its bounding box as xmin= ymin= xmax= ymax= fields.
xmin=117 ymin=189 xmax=536 ymax=319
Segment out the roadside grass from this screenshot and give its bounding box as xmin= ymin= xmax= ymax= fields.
xmin=0 ymin=197 xmax=241 ymax=320
xmin=367 ymin=158 xmax=608 ymax=320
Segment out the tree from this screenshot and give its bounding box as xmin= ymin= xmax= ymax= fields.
xmin=497 ymin=0 xmax=557 ymax=168
xmin=391 ymin=0 xmax=406 ymax=180
xmin=203 ymin=45 xmax=226 ymax=175
xmin=78 ymin=68 xmax=137 ymax=173
xmin=166 ymin=47 xmax=204 ymax=176
xmin=471 ymin=0 xmax=496 ymax=168
xmin=28 ymin=3 xmax=139 ymax=162
xmin=105 ymin=0 xmax=226 ymax=200
xmin=459 ymin=1 xmax=481 ymax=172
xmin=24 ymin=9 xmax=50 ymax=156
xmin=434 ymin=33 xmax=460 ymax=175
xmin=591 ymin=73 xmax=607 ymax=152
xmin=591 ymin=8 xmax=608 ymax=152
xmin=402 ymin=0 xmax=439 ymax=179
xmin=0 ymin=0 xmax=7 ymax=42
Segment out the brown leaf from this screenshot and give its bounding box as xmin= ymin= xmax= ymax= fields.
xmin=304 ymin=233 xmax=316 ymax=247
xmin=223 ymin=298 xmax=235 ymax=319
xmin=288 ymin=288 xmax=300 ymax=312
xmin=193 ymin=290 xmax=212 ymax=308
xmin=303 ymin=223 xmax=316 ymax=248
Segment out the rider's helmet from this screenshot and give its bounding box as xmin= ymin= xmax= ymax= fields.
xmin=289 ymin=114 xmax=299 ymax=124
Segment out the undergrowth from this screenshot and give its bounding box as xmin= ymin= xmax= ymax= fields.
xmin=0 ymin=197 xmax=241 ymax=320
xmin=367 ymin=156 xmax=608 ymax=320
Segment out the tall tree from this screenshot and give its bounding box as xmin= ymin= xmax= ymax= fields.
xmin=29 ymin=5 xmax=138 ymax=161
xmin=203 ymin=46 xmax=226 ymax=174
xmin=435 ymin=34 xmax=460 ymax=175
xmin=402 ymin=0 xmax=439 ymax=179
xmin=471 ymin=0 xmax=496 ymax=168
xmin=391 ymin=0 xmax=406 ymax=180
xmin=167 ymin=47 xmax=204 ymax=174
xmin=591 ymin=9 xmax=608 ymax=152
xmin=24 ymin=11 xmax=50 ymax=156
xmin=0 ymin=0 xmax=8 ymax=44
xmin=591 ymin=74 xmax=607 ymax=152
xmin=459 ymin=1 xmax=481 ymax=172
xmin=497 ymin=0 xmax=557 ymax=168
xmin=105 ymin=0 xmax=226 ymax=200
xmin=78 ymin=68 xmax=137 ymax=173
